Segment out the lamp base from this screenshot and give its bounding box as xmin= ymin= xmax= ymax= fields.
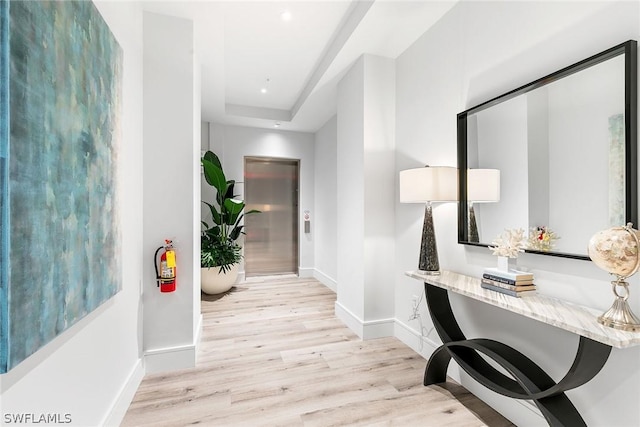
xmin=468 ymin=203 xmax=479 ymax=243
xmin=418 ymin=202 xmax=440 ymax=275
xmin=598 ymin=281 xmax=640 ymax=332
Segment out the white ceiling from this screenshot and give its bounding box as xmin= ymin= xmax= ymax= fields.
xmin=141 ymin=1 xmax=457 ymax=133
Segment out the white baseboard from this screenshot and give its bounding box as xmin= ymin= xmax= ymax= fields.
xmin=240 ymin=270 xmax=315 ymax=281
xmin=313 ymin=269 xmax=337 ymax=292
xmin=394 ymin=319 xmax=463 ymax=385
xmin=334 ymin=301 xmax=394 ymax=339
xmin=102 ymin=359 xmax=144 ymax=426
xmin=144 ymin=343 xmax=197 ymax=374
xmin=362 ymin=317 xmax=395 ymax=339
xmin=103 ymin=317 xmax=203 ymax=424
xmin=394 ymin=319 xmax=439 ymax=360
xmin=460 ymin=372 xmax=543 ymax=426
xmin=335 ymin=301 xmax=364 ymax=338
xmin=298 ymin=267 xmax=314 ymax=278
xmin=393 ymin=319 xmax=543 ymax=427
xmin=194 ymin=314 xmax=203 ymax=357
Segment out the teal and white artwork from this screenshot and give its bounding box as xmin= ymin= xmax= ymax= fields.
xmin=0 ymin=0 xmax=122 ymax=373
xmin=608 ymin=113 xmax=625 ymax=227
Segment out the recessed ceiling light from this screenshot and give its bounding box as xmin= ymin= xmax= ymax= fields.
xmin=261 ymin=88 xmax=267 ymax=94
xmin=274 ymin=122 xmax=281 ymax=128
xmin=281 ymin=10 xmax=292 ymax=21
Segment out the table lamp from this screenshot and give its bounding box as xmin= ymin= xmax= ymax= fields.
xmin=400 ymin=166 xmax=457 ymax=275
xmin=467 ymin=169 xmax=500 ymax=242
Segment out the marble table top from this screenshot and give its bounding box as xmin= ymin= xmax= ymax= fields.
xmin=406 ymin=270 xmax=640 ymax=349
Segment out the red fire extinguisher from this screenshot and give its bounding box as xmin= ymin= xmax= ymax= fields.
xmin=154 ymin=239 xmax=176 ymax=293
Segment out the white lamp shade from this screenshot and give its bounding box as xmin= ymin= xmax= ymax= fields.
xmin=399 ymin=166 xmax=458 ymax=203
xmin=468 ymin=169 xmax=500 ymax=202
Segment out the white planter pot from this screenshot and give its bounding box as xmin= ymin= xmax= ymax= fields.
xmin=201 ymin=263 xmax=239 ymax=295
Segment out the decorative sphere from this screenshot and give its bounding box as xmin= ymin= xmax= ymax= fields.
xmin=587 ymin=225 xmax=640 ymax=278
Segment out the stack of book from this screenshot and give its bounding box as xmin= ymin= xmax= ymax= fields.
xmin=481 ymin=267 xmax=536 ymax=297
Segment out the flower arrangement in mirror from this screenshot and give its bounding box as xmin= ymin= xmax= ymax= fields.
xmin=489 ymin=228 xmax=527 ymax=272
xmin=528 ymin=226 xmax=559 ymax=252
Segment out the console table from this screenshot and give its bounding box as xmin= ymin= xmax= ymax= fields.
xmin=406 ymin=270 xmax=640 ymax=427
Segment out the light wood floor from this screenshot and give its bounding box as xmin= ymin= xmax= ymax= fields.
xmin=122 ymin=276 xmax=514 ymax=426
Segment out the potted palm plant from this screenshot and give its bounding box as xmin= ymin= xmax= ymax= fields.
xmin=201 ymin=150 xmax=258 ymax=294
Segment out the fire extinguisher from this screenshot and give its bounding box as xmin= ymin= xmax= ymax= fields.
xmin=154 ymin=239 xmax=176 ymax=293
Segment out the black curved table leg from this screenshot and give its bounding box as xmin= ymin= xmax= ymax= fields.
xmin=424 ymin=346 xmax=451 ymax=385
xmin=423 ymin=282 xmax=612 ymax=427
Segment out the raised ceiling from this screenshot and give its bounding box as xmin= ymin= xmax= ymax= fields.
xmin=141 ymin=1 xmax=457 ymax=133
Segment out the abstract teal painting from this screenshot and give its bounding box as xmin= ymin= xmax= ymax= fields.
xmin=608 ymin=113 xmax=625 ymax=227
xmin=0 ymin=0 xmax=122 ymax=373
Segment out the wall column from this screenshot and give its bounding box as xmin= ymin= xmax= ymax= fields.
xmin=336 ymin=54 xmax=396 ymax=338
xmin=142 ymin=11 xmax=201 ymax=373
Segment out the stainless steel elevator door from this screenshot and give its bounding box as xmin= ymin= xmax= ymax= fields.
xmin=244 ymin=157 xmax=299 ymax=277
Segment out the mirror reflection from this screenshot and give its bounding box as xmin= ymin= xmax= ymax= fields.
xmin=459 ymin=41 xmax=636 ymax=259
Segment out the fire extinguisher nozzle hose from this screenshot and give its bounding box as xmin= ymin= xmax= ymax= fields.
xmin=153 ymin=246 xmax=164 ymax=287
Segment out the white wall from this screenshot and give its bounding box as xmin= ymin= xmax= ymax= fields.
xmin=336 ymin=54 xmax=396 ymax=338
xmin=207 ymin=123 xmax=315 ymax=278
xmin=394 ymin=1 xmax=640 ymax=426
xmin=201 ymin=121 xmax=210 ymax=151
xmin=527 ymin=88 xmax=550 ymax=232
xmin=336 ymin=57 xmax=366 ymax=325
xmin=142 ymin=11 xmax=201 ymax=373
xmin=548 ymin=55 xmax=625 ymax=252
xmin=475 ymin=95 xmax=529 ymax=242
xmin=314 ymin=115 xmax=338 ymax=291
xmin=191 ymin=52 xmax=203 ymax=349
xmin=0 ymin=2 xmax=144 ymax=425
xmin=363 ymin=55 xmax=396 ymax=324
xmin=201 ymin=122 xmax=216 ymax=222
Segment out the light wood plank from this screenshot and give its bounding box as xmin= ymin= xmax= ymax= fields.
xmin=122 ymin=276 xmax=514 ymax=426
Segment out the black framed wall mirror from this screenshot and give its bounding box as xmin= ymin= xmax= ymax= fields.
xmin=458 ymin=40 xmax=637 ymax=260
